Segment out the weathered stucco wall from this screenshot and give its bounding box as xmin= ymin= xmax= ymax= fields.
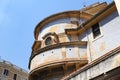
xmin=38 ymin=18 xmax=85 ymax=40
xmin=66 ymin=10 xmax=120 ymax=80
xmin=30 ymin=48 xmax=62 ymax=70
xmin=90 ymin=11 xmax=120 ymax=60
xmin=30 ymin=45 xmax=87 ymax=71
xmin=69 ymin=51 xmax=120 ymax=80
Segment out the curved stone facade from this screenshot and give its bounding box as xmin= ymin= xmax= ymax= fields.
xmin=29 ymin=3 xmax=107 ymax=79
xmin=29 ymin=11 xmax=89 ymax=80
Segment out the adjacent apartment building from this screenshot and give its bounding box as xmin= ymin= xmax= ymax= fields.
xmin=0 ymin=59 xmax=28 ymax=80
xmin=28 ymin=1 xmax=120 ymax=80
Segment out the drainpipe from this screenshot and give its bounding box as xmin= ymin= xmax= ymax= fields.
xmin=80 ymin=11 xmax=92 ymax=62
xmin=81 ymin=25 xmax=92 ymax=62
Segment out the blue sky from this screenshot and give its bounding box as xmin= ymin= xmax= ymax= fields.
xmin=0 ymin=0 xmax=112 ymax=71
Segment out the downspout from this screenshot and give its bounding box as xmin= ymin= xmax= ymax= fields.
xmin=80 ymin=10 xmax=92 ymax=62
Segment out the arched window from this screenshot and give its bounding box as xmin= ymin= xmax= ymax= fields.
xmin=43 ymin=32 xmax=59 ymax=47
xmin=45 ymin=37 xmax=52 ymax=46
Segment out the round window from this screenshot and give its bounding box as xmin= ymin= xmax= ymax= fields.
xmin=45 ymin=37 xmax=52 ymax=45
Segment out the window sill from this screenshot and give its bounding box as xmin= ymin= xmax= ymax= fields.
xmin=92 ymin=34 xmax=104 ymax=42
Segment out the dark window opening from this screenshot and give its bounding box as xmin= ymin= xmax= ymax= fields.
xmin=3 ymin=69 xmax=9 ymax=76
xmin=45 ymin=37 xmax=52 ymax=45
xmin=92 ymin=23 xmax=101 ymax=38
xmin=13 ymin=74 xmax=17 ymax=80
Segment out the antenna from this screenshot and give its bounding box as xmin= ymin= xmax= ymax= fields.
xmin=83 ymin=0 xmax=86 ymax=7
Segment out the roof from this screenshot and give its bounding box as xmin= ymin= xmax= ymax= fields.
xmin=33 ymin=2 xmax=107 ymax=40
xmin=65 ymin=2 xmax=116 ymax=35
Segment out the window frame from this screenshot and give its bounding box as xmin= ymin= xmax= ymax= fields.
xmin=42 ymin=32 xmax=59 ymax=47
xmin=92 ymin=23 xmax=101 ymax=39
xmin=91 ymin=22 xmax=103 ymax=41
xmin=45 ymin=36 xmax=52 ymax=46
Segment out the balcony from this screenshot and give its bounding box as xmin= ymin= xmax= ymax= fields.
xmin=29 ymin=41 xmax=88 ymax=71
